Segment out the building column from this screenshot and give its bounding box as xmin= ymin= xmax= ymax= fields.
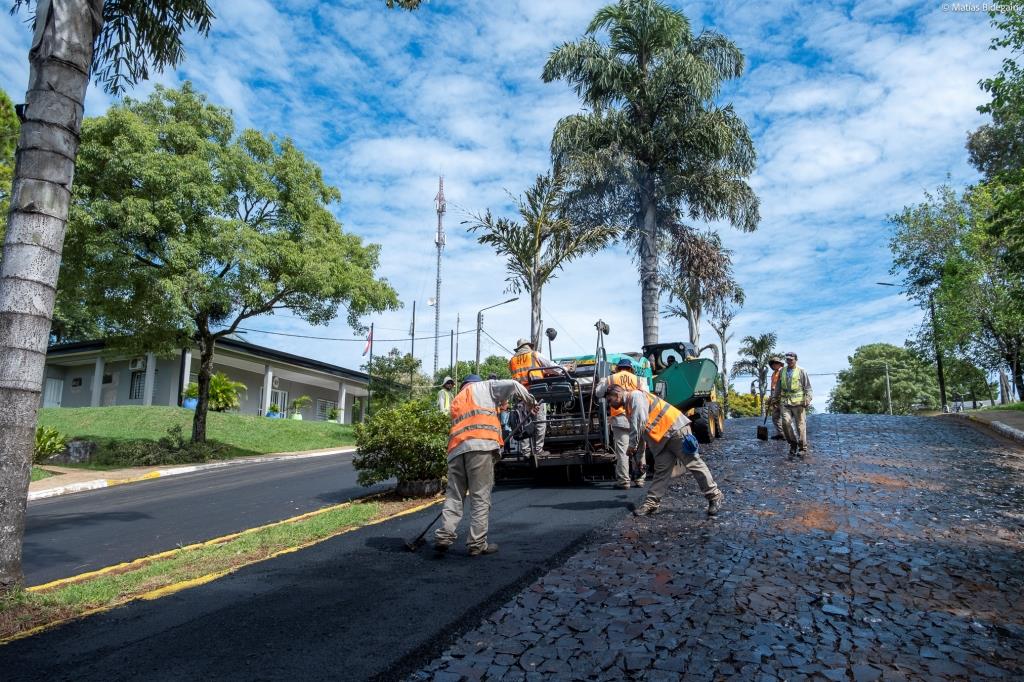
xmin=336 ymin=382 xmax=348 ymax=424
xmin=359 ymin=397 xmax=367 ymax=422
xmin=177 ymin=348 xmax=193 ymax=406
xmin=262 ymin=365 xmax=274 ymax=416
xmin=142 ymin=352 xmax=156 ymax=406
xmin=90 ymin=356 xmax=104 ymax=408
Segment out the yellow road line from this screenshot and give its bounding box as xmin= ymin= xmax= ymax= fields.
xmin=4 ymin=496 xmax=442 ymax=645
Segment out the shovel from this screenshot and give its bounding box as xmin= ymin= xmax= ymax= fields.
xmin=756 ymin=411 xmax=769 ymax=441
xmin=404 ymin=510 xmax=444 ymax=552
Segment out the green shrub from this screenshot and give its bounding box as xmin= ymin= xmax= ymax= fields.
xmin=34 ymin=426 xmax=67 ymax=464
xmin=728 ymin=390 xmax=762 ymax=418
xmin=92 ymin=425 xmax=228 ymax=467
xmin=353 ymin=398 xmax=448 ymax=487
xmin=328 ymin=407 xmax=340 ymax=421
xmin=290 ymin=395 xmax=312 ymax=413
xmin=183 ymin=373 xmax=247 ymax=412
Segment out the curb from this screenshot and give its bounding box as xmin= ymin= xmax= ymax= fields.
xmin=954 ymin=414 xmax=1024 ymax=446
xmin=29 ymin=446 xmax=357 ymax=501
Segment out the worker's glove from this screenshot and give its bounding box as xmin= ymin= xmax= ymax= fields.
xmin=626 ymin=446 xmax=636 ymax=457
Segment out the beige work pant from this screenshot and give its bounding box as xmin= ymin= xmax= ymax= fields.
xmin=644 ymin=429 xmax=719 ymax=506
xmin=781 ymin=404 xmax=807 ymax=447
xmin=611 ymin=425 xmax=630 ymax=485
xmin=435 ymin=449 xmax=496 ymax=551
xmin=518 ymin=402 xmax=546 ymax=456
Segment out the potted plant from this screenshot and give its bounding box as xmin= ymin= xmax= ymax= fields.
xmin=353 ymin=398 xmax=448 ymax=497
xmin=267 ymin=403 xmax=281 ymax=418
xmin=328 ymin=406 xmax=340 ymax=423
xmin=290 ymin=395 xmax=312 ymax=420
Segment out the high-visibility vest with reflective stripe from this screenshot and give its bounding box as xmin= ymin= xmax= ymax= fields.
xmin=510 ymin=350 xmax=544 ymax=384
xmin=624 ymin=391 xmax=683 ymax=443
xmin=438 ymin=389 xmax=453 ymax=413
xmin=609 ymin=371 xmax=642 ymax=418
xmin=779 ymin=367 xmax=804 ymax=405
xmin=447 ymin=386 xmax=504 ymax=453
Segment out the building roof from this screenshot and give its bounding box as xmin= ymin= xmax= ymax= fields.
xmin=47 ymin=338 xmax=370 ymax=384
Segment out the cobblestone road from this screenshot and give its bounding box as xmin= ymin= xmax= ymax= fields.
xmin=411 ymin=415 xmax=1024 ymax=681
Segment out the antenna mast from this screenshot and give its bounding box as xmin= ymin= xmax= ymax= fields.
xmin=433 ymin=176 xmax=446 ymax=376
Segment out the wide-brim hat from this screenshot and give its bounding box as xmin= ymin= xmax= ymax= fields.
xmin=515 ymin=338 xmax=534 ymax=350
xmin=768 ymin=356 xmax=784 ymax=368
xmin=442 ymin=376 xmax=454 ymax=386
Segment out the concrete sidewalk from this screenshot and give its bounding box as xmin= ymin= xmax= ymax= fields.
xmin=955 ymin=409 xmax=1024 ymax=445
xmin=29 ymin=445 xmax=356 ymax=501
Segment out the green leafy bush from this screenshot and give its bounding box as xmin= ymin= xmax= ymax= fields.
xmin=353 ymin=398 xmax=448 ymax=487
xmin=290 ymin=395 xmax=312 ymax=412
xmin=34 ymin=426 xmax=67 ymax=464
xmin=183 ymin=373 xmax=247 ymax=412
xmin=728 ymin=390 xmax=762 ymax=418
xmin=328 ymin=407 xmax=340 ymax=421
xmin=92 ymin=425 xmax=228 ymax=467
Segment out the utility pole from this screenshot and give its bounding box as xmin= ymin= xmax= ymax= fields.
xmin=475 ymin=297 xmax=518 ymax=373
xmin=454 ymin=314 xmax=460 ymax=385
xmin=409 ymin=300 xmax=416 ymax=398
xmin=433 ymin=177 xmax=446 ymax=378
xmin=884 ymin=361 xmax=893 ymax=415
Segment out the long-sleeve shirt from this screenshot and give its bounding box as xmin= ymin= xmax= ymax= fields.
xmin=771 ymin=365 xmax=813 ymax=406
xmin=625 ymin=390 xmax=690 ymax=455
xmin=437 ymin=388 xmax=454 ymax=414
xmin=448 ymin=380 xmax=537 ymax=460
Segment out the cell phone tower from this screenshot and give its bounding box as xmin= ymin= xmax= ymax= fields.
xmin=432 ymin=176 xmax=446 ymax=377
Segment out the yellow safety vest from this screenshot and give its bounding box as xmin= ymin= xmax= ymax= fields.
xmin=779 ymin=367 xmax=804 ymax=405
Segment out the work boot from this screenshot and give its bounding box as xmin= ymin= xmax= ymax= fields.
xmin=707 ymin=490 xmax=725 ymax=516
xmin=468 ymin=543 xmax=499 ymax=557
xmin=433 ymin=541 xmax=451 ymax=554
xmin=633 ymin=478 xmax=645 ymax=488
xmin=633 ymin=499 xmax=660 ymax=517
xmin=798 ymin=442 xmax=808 ymax=455
xmin=616 ymin=481 xmax=631 ymax=490
xmin=788 ymin=443 xmax=798 ymax=460
xmin=771 ymin=434 xmax=785 ymax=441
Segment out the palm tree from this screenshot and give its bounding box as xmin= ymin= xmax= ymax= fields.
xmin=467 ymin=171 xmax=618 ymax=347
xmin=732 ymin=332 xmax=778 ymax=416
xmin=0 ymin=0 xmax=421 ymax=594
xmin=662 ymin=224 xmax=743 ymax=348
xmin=709 ymin=306 xmax=739 ymax=420
xmin=543 ymin=0 xmax=759 ymax=346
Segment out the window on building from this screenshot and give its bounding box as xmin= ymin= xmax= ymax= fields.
xmin=129 ymin=371 xmax=146 ymax=400
xmin=316 ymin=399 xmax=337 ymax=421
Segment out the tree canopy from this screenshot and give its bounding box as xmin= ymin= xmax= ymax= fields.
xmin=434 ymin=356 xmax=512 ymax=386
xmin=0 ymin=88 xmax=17 ymax=243
xmin=827 ymin=344 xmax=939 ymax=415
xmin=364 ymin=348 xmax=432 ymax=410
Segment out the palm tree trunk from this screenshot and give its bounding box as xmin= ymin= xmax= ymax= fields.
xmin=530 ymin=288 xmax=542 ymax=350
xmin=687 ymin=308 xmax=700 ymax=348
xmin=0 ymin=0 xmax=104 ymax=592
xmin=191 ymin=338 xmax=215 ymax=443
xmin=639 ymin=175 xmax=659 ymax=346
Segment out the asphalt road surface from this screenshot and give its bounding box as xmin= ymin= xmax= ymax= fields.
xmin=3 ymin=475 xmax=650 ymax=681
xmin=24 ymin=451 xmax=389 ymax=586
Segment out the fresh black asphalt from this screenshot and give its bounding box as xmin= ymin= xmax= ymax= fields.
xmin=3 ymin=476 xmax=654 ymax=681
xmin=24 ymin=451 xmax=389 ymax=586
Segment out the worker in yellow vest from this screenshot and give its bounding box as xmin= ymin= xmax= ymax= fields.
xmin=508 ymin=338 xmax=554 ymax=457
xmin=436 ymin=376 xmax=455 ymax=414
xmin=600 ymin=383 xmax=725 ymax=517
xmin=595 ymin=358 xmax=646 ymax=489
xmin=436 ymin=374 xmax=537 ymax=556
xmin=771 ymin=351 xmax=813 ymax=458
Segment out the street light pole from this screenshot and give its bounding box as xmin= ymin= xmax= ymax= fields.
xmin=475 ymin=297 xmax=519 ymax=373
xmin=884 ymin=361 xmax=893 ymax=415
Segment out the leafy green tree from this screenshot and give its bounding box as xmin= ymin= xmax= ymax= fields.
xmin=543 ymin=0 xmax=759 ymax=345
xmin=467 ymin=171 xmax=617 ymax=347
xmin=731 ymin=332 xmax=777 ymax=415
xmin=434 ymin=356 xmax=512 ymax=386
xmin=0 ymin=0 xmax=423 ymax=596
xmin=63 ymin=84 xmax=399 ymax=443
xmin=184 ymin=372 xmax=246 ymax=412
xmin=0 ymin=88 xmax=17 ymax=243
xmin=943 ymin=357 xmax=996 ymax=407
xmin=365 ymin=348 xmax=432 ymax=410
xmin=726 ymin=389 xmax=760 ymax=418
xmin=828 ymin=344 xmax=939 ymax=414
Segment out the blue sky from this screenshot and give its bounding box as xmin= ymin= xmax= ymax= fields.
xmin=0 ymin=0 xmax=1001 ymax=409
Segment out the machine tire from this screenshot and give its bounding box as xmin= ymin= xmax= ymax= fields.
xmin=691 ymin=417 xmax=713 ymax=444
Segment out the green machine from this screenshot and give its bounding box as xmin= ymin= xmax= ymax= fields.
xmin=641 ymin=341 xmax=724 ymax=443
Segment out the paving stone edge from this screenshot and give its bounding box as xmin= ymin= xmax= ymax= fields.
xmin=958 ymin=413 xmax=1024 ymax=446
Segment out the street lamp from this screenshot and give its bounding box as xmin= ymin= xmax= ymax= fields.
xmin=877 ymin=282 xmax=947 ymax=409
xmin=476 ymin=297 xmax=519 ymax=373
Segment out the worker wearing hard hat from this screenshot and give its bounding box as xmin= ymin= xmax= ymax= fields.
xmin=771 ymin=351 xmax=813 ymax=459
xmin=766 ymin=356 xmax=785 ymax=440
xmin=508 ymin=337 xmax=555 ymax=457
xmin=437 ymin=376 xmax=455 ymax=414
xmin=436 ymin=374 xmax=538 ymax=556
xmin=598 ymin=382 xmax=725 ymax=517
xmin=596 ymin=358 xmax=646 ymax=489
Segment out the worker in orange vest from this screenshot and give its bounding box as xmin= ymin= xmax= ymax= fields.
xmin=435 ymin=374 xmax=537 ymax=556
xmin=508 ymin=337 xmax=554 ymax=458
xmin=766 ymin=356 xmax=785 ymax=440
xmin=600 ymin=383 xmax=724 ymax=517
xmin=596 ymin=357 xmax=646 ymax=489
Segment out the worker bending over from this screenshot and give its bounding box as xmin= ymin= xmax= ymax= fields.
xmin=508 ymin=337 xmax=555 ymax=458
xmin=436 ymin=374 xmax=537 ymax=556
xmin=599 ymin=383 xmax=725 ymax=517
xmin=596 ymin=357 xmax=646 ymax=489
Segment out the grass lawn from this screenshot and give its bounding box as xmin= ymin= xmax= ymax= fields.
xmin=38 ymin=406 xmax=355 ymax=460
xmin=0 ymin=494 xmax=438 ymax=642
xmin=976 ymin=402 xmax=1024 ymax=412
xmin=31 ymin=467 xmax=56 ymax=482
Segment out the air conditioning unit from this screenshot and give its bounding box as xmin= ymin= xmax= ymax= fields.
xmin=129 ymin=357 xmax=147 ymax=372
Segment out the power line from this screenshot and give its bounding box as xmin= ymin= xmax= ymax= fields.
xmin=480 ymin=327 xmax=514 ymax=355
xmin=235 ymin=326 xmax=475 ymax=343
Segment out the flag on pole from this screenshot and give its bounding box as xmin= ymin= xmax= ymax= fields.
xmin=363 ymin=327 xmax=373 ymax=356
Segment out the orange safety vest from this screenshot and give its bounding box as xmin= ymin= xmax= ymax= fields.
xmin=608 ymin=371 xmax=642 ymax=418
xmin=771 ymin=368 xmax=780 ymax=391
xmin=624 ymin=391 xmax=683 ymax=443
xmin=448 ymin=386 xmax=504 ymax=454
xmin=509 ymin=350 xmax=544 ymax=384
